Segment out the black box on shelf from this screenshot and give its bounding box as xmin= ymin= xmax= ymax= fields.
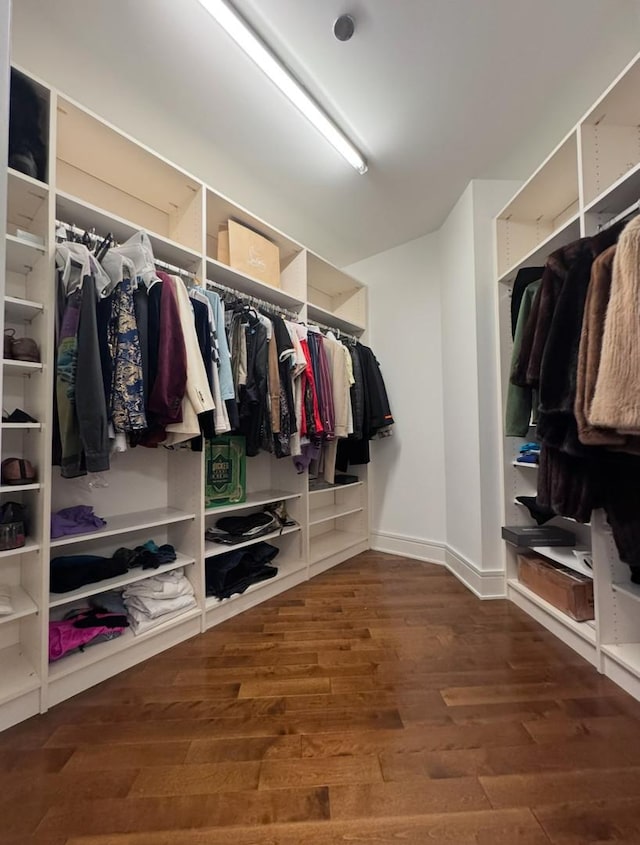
xmin=501 ymin=525 xmax=575 ymax=547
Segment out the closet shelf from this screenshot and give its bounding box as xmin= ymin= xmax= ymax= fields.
xmin=310 ymin=531 xmax=368 ymax=564
xmin=583 ymin=160 xmax=640 ymax=218
xmin=5 ymin=235 xmax=46 ymax=275
xmin=0 ymin=483 xmax=40 ymax=493
xmin=0 ymin=541 xmax=39 ymax=559
xmin=56 ymin=191 xmax=202 ymax=271
xmin=48 ymin=606 xmax=202 ymax=682
xmin=5 ymin=295 xmax=44 ymax=322
xmin=511 ymin=460 xmax=538 ymax=469
xmin=7 ymin=168 xmax=48 ymax=227
xmin=0 ymin=644 xmax=39 ymax=707
xmin=309 ymin=505 xmax=363 ymax=527
xmin=3 ymin=359 xmax=43 ymax=375
xmin=531 ymin=546 xmax=593 ymax=579
xmin=205 ymin=256 xmax=305 ymax=311
xmin=0 ymin=587 xmax=38 ymax=626
xmin=205 ymin=525 xmax=300 ymax=558
xmin=307 ymin=303 xmax=365 ymax=336
xmin=49 ymin=553 xmax=196 ymax=608
xmin=309 ymin=480 xmax=363 ymax=495
xmin=50 ymin=507 xmax=196 ymax=549
xmin=497 ymin=212 xmax=581 ymax=285
xmin=507 ymin=578 xmax=596 ymax=644
xmin=513 ymin=499 xmax=590 ymax=527
xmin=2 ymin=422 xmax=41 ymax=430
xmin=205 ymin=490 xmax=300 ymax=516
xmin=602 ymin=642 xmax=640 ymax=676
xmin=205 ymin=559 xmax=307 ymax=610
xmin=612 ymin=581 xmax=640 ymax=603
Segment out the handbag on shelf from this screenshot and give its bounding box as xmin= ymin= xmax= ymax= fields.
xmin=3 ymin=329 xmax=40 ymax=363
xmin=0 ymin=501 xmax=26 ymax=551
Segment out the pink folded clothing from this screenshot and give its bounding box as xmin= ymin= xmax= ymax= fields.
xmin=49 ymin=612 xmax=127 ymax=661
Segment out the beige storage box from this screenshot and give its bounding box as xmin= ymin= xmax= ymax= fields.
xmin=217 ymin=220 xmax=280 ymax=288
xmin=517 ymin=553 xmax=594 ymax=621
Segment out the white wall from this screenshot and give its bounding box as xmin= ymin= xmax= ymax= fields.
xmin=346 ymin=233 xmax=447 ymax=561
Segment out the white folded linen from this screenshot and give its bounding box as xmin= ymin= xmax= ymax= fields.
xmin=127 ymin=597 xmax=197 ymax=635
xmin=125 ymin=590 xmax=196 ymax=620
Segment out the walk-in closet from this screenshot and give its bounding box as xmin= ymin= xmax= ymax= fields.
xmin=4 ymin=2 xmax=640 ymax=844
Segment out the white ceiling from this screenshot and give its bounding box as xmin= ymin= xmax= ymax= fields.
xmin=10 ymin=0 xmax=640 ymax=265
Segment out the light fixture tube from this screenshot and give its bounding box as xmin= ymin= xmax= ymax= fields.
xmin=197 ymin=0 xmax=368 ymax=174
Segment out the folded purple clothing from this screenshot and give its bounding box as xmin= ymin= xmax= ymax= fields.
xmin=51 ymin=506 xmax=107 ymax=539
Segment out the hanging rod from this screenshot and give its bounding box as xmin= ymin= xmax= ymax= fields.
xmin=598 ymin=200 xmax=640 ymax=231
xmin=307 ymin=318 xmax=360 ymax=344
xmin=205 ymin=278 xmax=300 ymax=322
xmin=55 ymin=219 xmax=199 ymax=281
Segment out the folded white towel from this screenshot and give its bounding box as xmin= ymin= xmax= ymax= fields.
xmin=125 ymin=590 xmax=196 ymax=620
xmin=127 ymin=596 xmax=197 ymax=634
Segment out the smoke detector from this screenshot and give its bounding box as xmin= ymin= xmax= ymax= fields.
xmin=333 ymin=14 xmax=355 ymax=41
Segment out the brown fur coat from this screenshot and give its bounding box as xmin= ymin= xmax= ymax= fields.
xmin=590 ymin=216 xmax=640 ymax=431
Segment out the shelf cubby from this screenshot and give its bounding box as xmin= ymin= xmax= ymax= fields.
xmin=56 ymin=98 xmax=203 ymax=254
xmin=496 ymin=131 xmax=579 ymax=279
xmin=307 ymin=252 xmax=366 ymax=334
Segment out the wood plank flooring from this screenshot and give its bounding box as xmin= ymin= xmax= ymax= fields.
xmin=2 ymin=551 xmax=640 ymax=844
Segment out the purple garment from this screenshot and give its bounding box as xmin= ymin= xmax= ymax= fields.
xmin=293 ymin=440 xmax=322 ymax=474
xmin=309 ymin=333 xmax=335 ymax=440
xmin=51 ymin=506 xmax=106 ymax=539
xmin=49 ymin=615 xmax=126 ymax=661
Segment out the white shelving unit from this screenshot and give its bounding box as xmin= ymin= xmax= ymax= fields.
xmin=0 ymin=64 xmax=373 ymax=731
xmin=496 ymin=49 xmax=640 ymax=696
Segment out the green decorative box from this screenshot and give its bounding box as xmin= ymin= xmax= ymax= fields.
xmin=205 ymin=436 xmax=246 ymax=508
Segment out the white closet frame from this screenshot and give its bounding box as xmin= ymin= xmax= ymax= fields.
xmin=496 ymin=48 xmax=640 ymax=701
xmin=0 ymin=64 xmax=371 ymax=732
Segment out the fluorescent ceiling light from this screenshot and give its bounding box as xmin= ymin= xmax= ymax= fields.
xmin=197 ymin=0 xmax=368 ymax=174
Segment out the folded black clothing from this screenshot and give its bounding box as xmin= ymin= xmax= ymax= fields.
xmin=112 ymin=541 xmax=176 ymax=570
xmin=215 ymin=512 xmax=279 ymax=538
xmin=515 ymin=496 xmax=556 ymax=526
xmin=72 ymin=611 xmax=129 ymax=629
xmin=50 ymin=555 xmax=129 ymax=593
xmin=205 ymin=542 xmax=279 ymax=600
xmin=335 ymin=474 xmax=359 ymax=485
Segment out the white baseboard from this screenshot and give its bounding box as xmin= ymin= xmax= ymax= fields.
xmin=370 ymin=531 xmax=446 ymax=565
xmin=445 ymin=544 xmax=506 ymax=599
xmin=370 ymin=531 xmax=505 ymax=599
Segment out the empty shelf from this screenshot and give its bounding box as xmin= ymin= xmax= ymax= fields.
xmin=5 ymin=235 xmax=46 ymax=275
xmin=307 ymin=303 xmax=365 ymax=336
xmin=310 ymin=531 xmax=367 ymax=564
xmin=5 ymin=295 xmax=44 ymax=322
xmin=7 ymin=168 xmax=48 ymax=231
xmin=0 ymin=644 xmax=39 ymax=706
xmin=310 ymin=505 xmax=363 ymax=526
xmin=3 ymin=359 xmax=43 ymax=375
xmin=612 ymin=581 xmax=640 ymax=603
xmin=0 ymin=483 xmax=40 ymax=494
xmin=2 ymin=422 xmax=41 ymax=430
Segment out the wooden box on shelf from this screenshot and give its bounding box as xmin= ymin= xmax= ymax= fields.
xmin=517 ymin=553 xmax=594 ymax=621
xmin=217 ymin=220 xmax=280 ymax=288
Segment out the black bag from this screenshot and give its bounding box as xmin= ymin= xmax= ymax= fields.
xmin=9 ymin=70 xmax=47 ymax=182
xmin=215 ymin=511 xmax=279 ymax=538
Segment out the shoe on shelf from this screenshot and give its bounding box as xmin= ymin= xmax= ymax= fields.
xmin=2 ymin=409 xmax=38 ymax=424
xmin=1 ymin=458 xmax=37 ymax=485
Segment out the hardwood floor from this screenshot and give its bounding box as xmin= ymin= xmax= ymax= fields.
xmin=2 ymin=551 xmax=640 ymax=844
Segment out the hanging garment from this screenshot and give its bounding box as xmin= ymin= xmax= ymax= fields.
xmin=272 ymin=315 xmax=297 ymax=458
xmin=238 ymin=311 xmax=268 ymax=457
xmin=109 ymin=275 xmax=147 ymax=434
xmin=510 ymin=267 xmax=544 ymax=339
xmin=505 ymin=280 xmax=540 ymax=437
xmin=590 ymin=216 xmax=640 ymax=432
xmin=322 ymin=331 xmax=351 ymax=483
xmin=203 ymin=290 xmax=235 ymax=401
xmin=574 ymin=245 xmax=629 ymax=448
xmin=163 ymin=275 xmax=215 ymax=446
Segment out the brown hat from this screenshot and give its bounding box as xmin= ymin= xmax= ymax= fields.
xmin=1 ymin=458 xmax=36 ymax=486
